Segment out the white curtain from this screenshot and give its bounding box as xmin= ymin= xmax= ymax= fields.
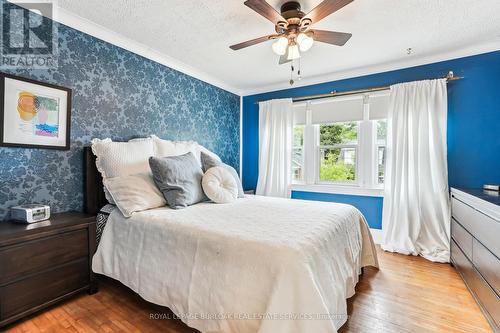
xmin=382 ymin=79 xmax=451 ymax=263
xmin=256 ymin=99 xmax=293 ymax=197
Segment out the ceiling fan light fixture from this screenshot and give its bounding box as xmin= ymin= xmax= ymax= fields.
xmin=297 ymin=33 xmax=314 ymax=52
xmin=229 ymin=0 xmax=355 ymax=85
xmin=287 ymin=43 xmax=300 ymax=60
xmin=271 ymin=37 xmax=288 ymax=55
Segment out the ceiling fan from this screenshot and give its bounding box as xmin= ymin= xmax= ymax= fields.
xmin=230 ymin=0 xmax=354 ymax=66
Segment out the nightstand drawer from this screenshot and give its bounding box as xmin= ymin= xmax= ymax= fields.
xmin=0 ymin=229 xmax=88 ymax=284
xmin=0 ymin=259 xmax=89 ymax=320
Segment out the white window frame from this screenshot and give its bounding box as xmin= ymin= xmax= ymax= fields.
xmin=374 ymin=119 xmax=387 ymax=186
xmin=290 ymin=95 xmax=387 ymax=197
xmin=292 ymin=125 xmax=305 ymax=183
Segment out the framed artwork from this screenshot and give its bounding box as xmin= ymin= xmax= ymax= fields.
xmin=0 ymin=73 xmax=72 ymax=150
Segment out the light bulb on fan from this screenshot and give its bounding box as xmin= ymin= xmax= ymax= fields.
xmin=296 ymin=33 xmax=314 ymax=52
xmin=271 ymin=37 xmax=288 ymax=56
xmin=287 ymin=42 xmax=300 ymax=60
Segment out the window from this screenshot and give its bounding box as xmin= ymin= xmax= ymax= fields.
xmin=319 ymin=122 xmax=358 ymax=183
xmin=291 ymin=93 xmax=388 ymax=192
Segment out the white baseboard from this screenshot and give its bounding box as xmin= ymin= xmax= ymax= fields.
xmin=370 ymin=228 xmax=383 ymax=244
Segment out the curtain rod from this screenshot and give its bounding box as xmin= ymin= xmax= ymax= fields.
xmin=255 ymin=71 xmax=463 ymax=104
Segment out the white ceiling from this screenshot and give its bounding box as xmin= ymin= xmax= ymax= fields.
xmin=53 ymin=0 xmax=500 ymax=94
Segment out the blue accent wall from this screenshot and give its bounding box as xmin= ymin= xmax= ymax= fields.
xmin=243 ymin=51 xmax=500 ymax=229
xmin=291 ymin=191 xmax=383 ymax=229
xmin=0 ymin=1 xmax=240 ymax=220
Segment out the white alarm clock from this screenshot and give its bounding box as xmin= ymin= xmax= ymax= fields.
xmin=10 ymin=204 xmax=50 ymax=223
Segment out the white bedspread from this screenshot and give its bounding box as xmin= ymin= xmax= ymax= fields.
xmin=92 ymin=195 xmax=378 ymax=333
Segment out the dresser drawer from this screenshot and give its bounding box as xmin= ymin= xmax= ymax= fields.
xmin=452 ymin=240 xmax=500 ymax=330
xmin=451 ymin=197 xmax=475 ymax=232
xmin=0 ymin=229 xmax=88 ymax=285
xmin=451 ymin=218 xmax=473 ymax=260
xmin=473 ymin=239 xmax=500 ymax=295
xmin=452 ymin=239 xmax=474 ymax=282
xmin=474 ymin=210 xmax=500 ymax=258
xmin=0 ymin=259 xmax=89 ymax=320
xmin=452 ymin=196 xmax=500 ymax=258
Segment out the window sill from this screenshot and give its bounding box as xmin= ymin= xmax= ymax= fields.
xmin=289 ymin=184 xmax=384 ymax=197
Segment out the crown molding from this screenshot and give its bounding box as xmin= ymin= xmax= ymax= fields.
xmin=8 ymin=1 xmax=241 ymax=95
xmin=241 ymin=40 xmax=500 ymax=96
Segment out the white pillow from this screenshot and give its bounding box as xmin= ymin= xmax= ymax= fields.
xmin=151 ymin=135 xmax=221 ymax=166
xmin=199 ymin=145 xmax=221 ymax=163
xmin=202 ymin=166 xmax=238 ymax=204
xmin=91 ymin=137 xmax=155 ymax=178
xmin=150 ymin=135 xmax=177 ymax=156
xmin=105 ymin=173 xmax=166 ymax=217
xmin=151 ymin=135 xmax=201 ymax=163
xmin=91 ymin=137 xmax=158 ymax=214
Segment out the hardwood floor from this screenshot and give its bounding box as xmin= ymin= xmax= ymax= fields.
xmin=2 ymin=247 xmax=492 ymax=333
xmin=339 ymin=248 xmax=492 ymax=333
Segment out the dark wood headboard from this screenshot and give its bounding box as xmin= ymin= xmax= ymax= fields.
xmin=84 ymin=146 xmax=106 ymax=215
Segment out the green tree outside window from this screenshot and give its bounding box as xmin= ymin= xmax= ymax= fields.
xmin=319 ymin=122 xmax=357 ymax=182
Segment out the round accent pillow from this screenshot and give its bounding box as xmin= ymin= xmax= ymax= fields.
xmin=202 ymin=166 xmax=238 ymax=204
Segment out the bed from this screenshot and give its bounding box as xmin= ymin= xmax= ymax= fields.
xmin=84 ymin=147 xmax=378 ymax=333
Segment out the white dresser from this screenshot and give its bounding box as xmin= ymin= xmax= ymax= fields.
xmin=451 ymin=188 xmax=500 ymax=332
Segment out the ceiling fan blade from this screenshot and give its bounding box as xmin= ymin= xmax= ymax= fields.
xmin=244 ymin=0 xmax=286 ymax=25
xmin=312 ymin=29 xmax=352 ymax=46
xmin=303 ymin=0 xmax=353 ymax=24
xmin=230 ymin=35 xmax=277 ymax=50
xmin=279 ymin=52 xmax=291 ymax=65
xmin=278 ymin=46 xmax=291 ymax=65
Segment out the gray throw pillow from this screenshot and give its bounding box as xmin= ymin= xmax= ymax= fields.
xmin=201 ymin=152 xmax=244 ymax=198
xmin=149 ymin=152 xmax=207 ymax=209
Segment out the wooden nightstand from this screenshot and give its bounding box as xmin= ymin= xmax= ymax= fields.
xmin=0 ymin=212 xmax=97 ymax=328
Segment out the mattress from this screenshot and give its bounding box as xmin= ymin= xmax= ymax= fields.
xmin=92 ymin=195 xmax=378 ymax=333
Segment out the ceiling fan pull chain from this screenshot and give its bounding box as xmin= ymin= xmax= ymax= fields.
xmin=290 ymin=61 xmax=295 ymax=85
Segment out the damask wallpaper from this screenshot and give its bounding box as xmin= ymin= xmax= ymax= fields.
xmin=0 ymin=4 xmax=240 ymax=220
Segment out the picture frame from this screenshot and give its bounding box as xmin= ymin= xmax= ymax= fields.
xmin=0 ymin=72 xmax=72 ymax=150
